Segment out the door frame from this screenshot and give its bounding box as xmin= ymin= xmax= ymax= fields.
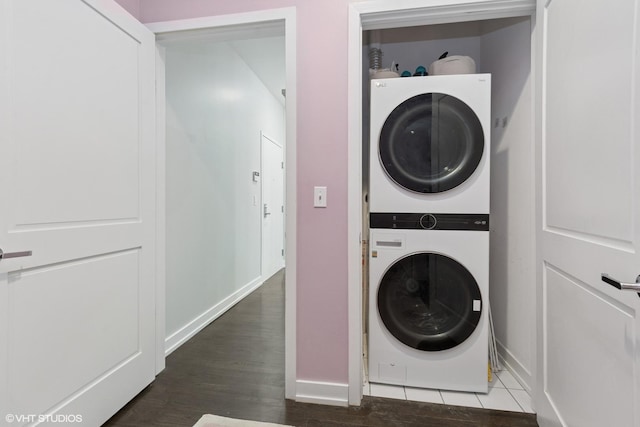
xmin=154 ymin=44 xmax=167 ymax=375
xmin=347 ymin=0 xmax=536 ymax=406
xmin=147 ymin=8 xmax=297 ymax=399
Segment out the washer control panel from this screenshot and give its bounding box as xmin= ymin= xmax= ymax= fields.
xmin=370 ymin=212 xmax=489 ymax=231
xmin=419 ymin=213 xmax=438 ymax=230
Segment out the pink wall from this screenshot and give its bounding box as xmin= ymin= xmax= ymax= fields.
xmin=127 ymin=0 xmax=352 ymax=384
xmin=114 ymin=0 xmax=141 ymax=19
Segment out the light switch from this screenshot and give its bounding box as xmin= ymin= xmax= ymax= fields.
xmin=314 ymin=186 xmax=327 ymax=208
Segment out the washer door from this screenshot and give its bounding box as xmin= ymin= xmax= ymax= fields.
xmin=377 ymin=252 xmax=482 ymax=351
xmin=379 ymin=93 xmax=484 ymax=193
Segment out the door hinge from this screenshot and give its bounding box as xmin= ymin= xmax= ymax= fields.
xmin=281 ymin=249 xmax=284 ymax=256
xmin=281 ymin=162 xmax=284 ymax=169
xmin=281 ymin=205 xmax=284 ymax=213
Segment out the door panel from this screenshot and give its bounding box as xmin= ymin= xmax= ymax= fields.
xmin=544 ymin=0 xmax=635 ymax=243
xmin=0 ymin=1 xmax=156 ymax=425
xmin=9 ymin=0 xmax=141 ymax=226
xmin=9 ymin=251 xmax=140 ymax=416
xmin=544 ymin=265 xmax=635 ymax=427
xmin=261 ymin=133 xmax=285 ymax=278
xmin=536 ymin=0 xmax=640 ymax=425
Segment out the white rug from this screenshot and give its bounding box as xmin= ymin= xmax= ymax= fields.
xmin=193 ymin=414 xmax=293 ymax=427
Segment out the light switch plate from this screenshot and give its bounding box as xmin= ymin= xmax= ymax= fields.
xmin=314 ymin=186 xmax=327 ymax=208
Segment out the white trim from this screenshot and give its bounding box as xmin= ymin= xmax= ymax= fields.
xmin=347 ymin=0 xmax=536 ymax=410
xmin=347 ymin=4 xmax=364 ymax=407
xmin=154 ymin=44 xmax=167 ymax=375
xmin=165 ymin=276 xmax=264 ymax=356
xmin=148 ymin=6 xmax=298 ymax=401
xmin=534 ymin=0 xmax=549 ymax=421
xmin=295 ymin=380 xmax=349 ymax=407
xmin=283 ymin=10 xmax=297 ymax=401
xmin=146 ymin=8 xmax=289 ymax=34
xmin=358 ymin=0 xmax=535 ymax=30
xmin=528 ymin=9 xmax=539 ymax=409
xmin=153 ymin=21 xmax=283 ymax=45
xmin=496 ymin=340 xmax=532 ymax=393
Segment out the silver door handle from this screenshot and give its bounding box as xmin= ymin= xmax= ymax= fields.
xmin=264 ymin=204 xmax=271 ymax=218
xmin=0 ymin=248 xmax=33 ymax=260
xmin=601 ymin=274 xmax=640 ymax=296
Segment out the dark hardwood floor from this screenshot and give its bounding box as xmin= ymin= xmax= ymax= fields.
xmin=104 ymin=270 xmax=538 ymax=427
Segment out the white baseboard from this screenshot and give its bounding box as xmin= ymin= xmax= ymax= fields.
xmin=165 ymin=276 xmax=264 ymax=356
xmin=295 ymin=380 xmax=349 ymax=407
xmin=496 ymin=339 xmax=532 ymax=393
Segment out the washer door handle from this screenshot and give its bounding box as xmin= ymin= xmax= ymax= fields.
xmin=376 ymin=240 xmax=402 ymax=248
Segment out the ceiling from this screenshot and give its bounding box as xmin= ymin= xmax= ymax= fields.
xmin=230 ymin=36 xmax=285 ymax=105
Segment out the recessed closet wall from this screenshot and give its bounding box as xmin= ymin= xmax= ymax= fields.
xmin=363 ymin=16 xmax=534 ymax=389
xmin=163 ymin=36 xmax=285 ymax=353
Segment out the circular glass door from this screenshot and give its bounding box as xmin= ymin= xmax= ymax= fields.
xmin=377 ymin=252 xmax=482 ymax=351
xmin=378 ymin=93 xmax=484 ymax=193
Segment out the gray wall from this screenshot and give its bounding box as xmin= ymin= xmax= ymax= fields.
xmin=481 ymin=17 xmax=534 ymax=390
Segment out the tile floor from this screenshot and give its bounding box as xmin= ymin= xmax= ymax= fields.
xmin=364 ymin=369 xmax=535 ymax=414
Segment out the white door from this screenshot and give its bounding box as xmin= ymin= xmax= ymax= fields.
xmin=261 ymin=133 xmax=285 ymax=279
xmin=0 ymin=1 xmax=157 ymax=426
xmin=535 ymin=1 xmax=640 ymax=426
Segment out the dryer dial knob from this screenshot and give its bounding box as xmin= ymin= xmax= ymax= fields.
xmin=419 ymin=214 xmax=437 ymax=230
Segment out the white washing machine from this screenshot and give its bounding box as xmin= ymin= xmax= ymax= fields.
xmin=369 ymin=74 xmax=491 ymax=214
xmin=368 ymin=213 xmax=489 ymax=393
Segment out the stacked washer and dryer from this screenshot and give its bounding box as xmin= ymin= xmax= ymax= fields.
xmin=368 ymin=74 xmax=491 ymax=393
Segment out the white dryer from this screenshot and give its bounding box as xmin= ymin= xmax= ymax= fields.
xmin=369 ymin=74 xmax=491 ymax=214
xmin=368 ymin=213 xmax=489 ymax=393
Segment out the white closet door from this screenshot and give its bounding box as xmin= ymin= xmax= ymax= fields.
xmin=535 ymin=0 xmax=640 ymax=426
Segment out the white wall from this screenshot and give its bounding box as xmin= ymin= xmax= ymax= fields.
xmin=480 ymin=17 xmax=534 ymax=390
xmin=164 ymin=38 xmax=285 ymax=352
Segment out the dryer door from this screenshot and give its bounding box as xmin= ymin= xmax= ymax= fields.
xmin=377 ymin=252 xmax=482 ymax=351
xmin=379 ymin=93 xmax=484 ymax=193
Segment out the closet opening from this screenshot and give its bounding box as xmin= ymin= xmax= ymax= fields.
xmin=359 ymin=15 xmax=535 ymax=411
